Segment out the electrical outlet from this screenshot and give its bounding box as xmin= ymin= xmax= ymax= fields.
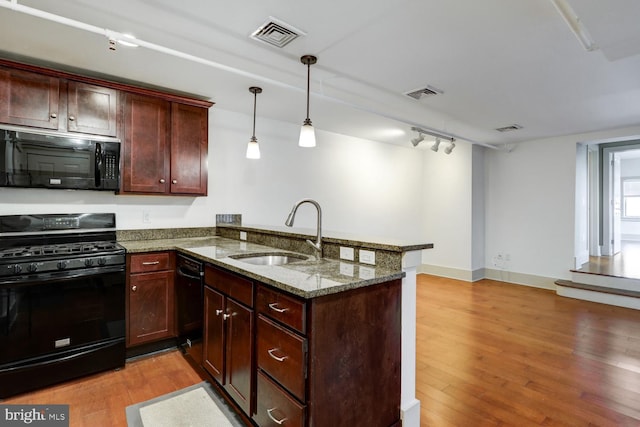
xmin=240 ymin=231 xmax=247 ymax=241
xmin=340 ymin=247 xmax=354 ymax=261
xmin=359 ymin=249 xmax=376 ymax=265
xmin=142 ymin=210 xmax=150 ymax=223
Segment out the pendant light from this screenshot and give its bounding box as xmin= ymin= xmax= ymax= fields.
xmin=299 ymin=55 xmax=317 ymax=148
xmin=246 ymin=86 xmax=262 ymax=159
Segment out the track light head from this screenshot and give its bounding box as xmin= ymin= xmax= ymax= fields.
xmin=431 ymin=138 xmax=441 ymax=152
xmin=444 ymin=141 xmax=456 ymax=154
xmin=411 ymin=133 xmax=424 ymax=147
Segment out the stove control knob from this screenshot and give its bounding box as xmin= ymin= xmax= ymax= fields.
xmin=98 ymin=257 xmax=107 ymax=266
xmin=85 ymin=258 xmax=94 ymax=267
xmin=27 ymin=263 xmax=38 ymax=273
xmin=57 ymin=261 xmax=68 ymax=270
xmin=13 ymin=264 xmax=23 ymax=274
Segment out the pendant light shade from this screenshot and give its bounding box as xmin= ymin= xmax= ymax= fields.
xmin=246 ymin=86 xmax=262 ymax=159
xmin=299 ymin=55 xmax=317 ymax=148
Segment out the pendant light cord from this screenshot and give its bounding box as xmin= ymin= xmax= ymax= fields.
xmin=305 ymin=61 xmax=311 ymax=121
xmin=252 ymin=91 xmax=257 ymax=138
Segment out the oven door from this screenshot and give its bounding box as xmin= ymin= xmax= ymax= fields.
xmin=0 ymin=266 xmax=125 ymax=397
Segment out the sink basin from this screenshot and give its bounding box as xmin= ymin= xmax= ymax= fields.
xmin=229 ymin=252 xmax=308 ymax=266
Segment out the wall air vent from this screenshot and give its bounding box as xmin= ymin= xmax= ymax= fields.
xmin=250 ymin=17 xmax=305 ymax=48
xmin=405 ymin=86 xmax=443 ymax=100
xmin=495 ymin=124 xmax=523 ymax=132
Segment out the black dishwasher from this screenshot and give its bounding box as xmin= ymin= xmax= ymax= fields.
xmin=176 ymin=254 xmax=204 ymax=365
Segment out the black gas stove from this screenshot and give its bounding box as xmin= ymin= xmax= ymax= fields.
xmin=0 ymin=213 xmax=125 ymax=281
xmin=0 ymin=213 xmax=126 ymax=398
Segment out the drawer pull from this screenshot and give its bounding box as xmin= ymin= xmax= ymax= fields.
xmin=142 ymin=261 xmax=160 ymax=265
xmin=266 ymin=408 xmax=287 ymax=425
xmin=268 ymin=303 xmax=288 ymax=313
xmin=267 ymin=348 xmax=288 ymax=362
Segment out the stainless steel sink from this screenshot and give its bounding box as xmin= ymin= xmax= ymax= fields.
xmin=229 ymin=252 xmax=308 ymax=266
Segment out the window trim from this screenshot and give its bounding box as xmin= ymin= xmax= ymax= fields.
xmin=622 ymin=176 xmax=640 ymax=221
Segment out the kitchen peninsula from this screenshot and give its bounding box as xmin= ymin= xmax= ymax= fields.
xmin=118 ymin=224 xmax=432 ymax=426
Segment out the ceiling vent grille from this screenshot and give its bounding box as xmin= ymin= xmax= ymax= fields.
xmin=495 ymin=124 xmax=523 ymax=132
xmin=405 ymin=86 xmax=443 ymax=100
xmin=250 ymin=17 xmax=305 ymax=48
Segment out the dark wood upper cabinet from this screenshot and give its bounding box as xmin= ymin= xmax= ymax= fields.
xmin=122 ymin=93 xmax=171 ymax=194
xmin=67 ymin=81 xmax=118 ymax=137
xmin=0 ymin=66 xmax=60 ymax=130
xmin=121 ymin=93 xmax=208 ymax=196
xmin=0 ymin=66 xmax=117 ymax=137
xmin=170 ymin=103 xmax=208 ymax=195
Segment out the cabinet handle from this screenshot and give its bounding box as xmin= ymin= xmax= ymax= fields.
xmin=266 ymin=408 xmax=287 ymax=425
xmin=267 ymin=348 xmax=288 ymax=362
xmin=172 ymin=179 xmax=177 ymax=184
xmin=223 ymin=313 xmax=232 ymax=320
xmin=50 ymin=113 xmax=57 ymax=119
xmin=159 ymin=179 xmax=166 ymax=184
xmin=68 ymin=115 xmax=76 ymax=121
xmin=268 ymin=303 xmax=288 ymax=313
xmin=215 ymin=309 xmax=223 ymax=316
xmin=131 ymin=285 xmax=137 ymax=292
xmin=142 ymin=261 xmax=160 ymax=265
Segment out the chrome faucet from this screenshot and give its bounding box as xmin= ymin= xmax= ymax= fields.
xmin=285 ymin=199 xmax=322 ymax=256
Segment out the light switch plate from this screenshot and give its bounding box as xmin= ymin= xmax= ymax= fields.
xmin=359 ymin=249 xmax=376 ymax=265
xmin=339 ymin=247 xmax=355 ymax=261
xmin=240 ymin=231 xmax=247 ymax=241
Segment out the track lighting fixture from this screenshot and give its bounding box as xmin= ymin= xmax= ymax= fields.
xmin=410 ymin=126 xmax=455 ymax=153
xmin=246 ymin=86 xmax=262 ymax=159
xmin=444 ymin=141 xmax=456 ymax=154
xmin=411 ymin=133 xmax=424 ymax=147
xmin=299 ymin=55 xmax=317 ymax=148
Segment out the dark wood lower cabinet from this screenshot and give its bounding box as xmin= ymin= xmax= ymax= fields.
xmin=203 ymin=266 xmax=254 ymax=417
xmin=201 ymin=262 xmax=401 ymax=427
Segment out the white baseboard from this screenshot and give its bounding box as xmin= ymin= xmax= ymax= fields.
xmin=418 ymin=264 xmax=556 ymax=290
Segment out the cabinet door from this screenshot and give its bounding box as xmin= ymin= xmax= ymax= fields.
xmin=170 ymin=103 xmax=208 ymax=195
xmin=122 ymin=93 xmax=170 ymax=193
xmin=127 ymin=270 xmax=175 ymax=346
xmin=203 ymin=286 xmax=225 ymax=383
xmin=0 ymin=66 xmax=60 ymax=130
xmin=225 ymin=298 xmax=254 ymax=416
xmin=67 ymin=81 xmax=118 ymax=136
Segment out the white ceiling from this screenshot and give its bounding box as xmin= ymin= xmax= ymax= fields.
xmin=1 ymin=0 xmax=640 ymax=149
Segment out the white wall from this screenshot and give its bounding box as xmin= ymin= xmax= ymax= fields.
xmin=0 ymin=108 xmax=427 ymax=242
xmin=419 ymin=139 xmax=474 ymax=274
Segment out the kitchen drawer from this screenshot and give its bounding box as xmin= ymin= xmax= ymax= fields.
xmin=257 ymin=285 xmax=306 ymax=334
xmin=257 ymin=314 xmax=306 ymax=401
xmin=204 ymin=265 xmax=253 ymax=307
xmin=254 ymin=371 xmax=305 ymax=427
xmin=129 ymin=252 xmax=174 ymax=273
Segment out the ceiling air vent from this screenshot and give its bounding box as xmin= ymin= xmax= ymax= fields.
xmin=405 ymin=86 xmax=443 ymax=100
xmin=495 ymin=124 xmax=523 ymax=132
xmin=250 ymin=17 xmax=305 ymax=48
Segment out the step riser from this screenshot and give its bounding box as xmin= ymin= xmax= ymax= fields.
xmin=571 ymin=272 xmax=640 ymax=292
xmin=557 ymin=285 xmax=640 ymax=310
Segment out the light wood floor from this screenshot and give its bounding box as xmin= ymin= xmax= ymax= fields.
xmin=2 ymin=350 xmax=204 ymax=427
xmin=4 ymin=276 xmax=640 ymax=426
xmin=575 ymin=240 xmax=640 ymax=280
xmin=417 ymin=274 xmax=640 ymax=426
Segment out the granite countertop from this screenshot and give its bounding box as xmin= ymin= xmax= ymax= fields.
xmin=119 ymin=236 xmax=405 ymax=299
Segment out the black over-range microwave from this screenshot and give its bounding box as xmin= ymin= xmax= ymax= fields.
xmin=0 ymin=126 xmax=120 ymax=191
